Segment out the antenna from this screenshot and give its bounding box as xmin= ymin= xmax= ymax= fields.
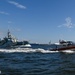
xmin=49 ymin=40 xmax=51 ymax=44
xmin=7 ymin=29 xmax=11 ymax=38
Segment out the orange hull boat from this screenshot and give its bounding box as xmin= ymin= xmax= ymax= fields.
xmin=51 ymin=46 xmax=75 ymax=51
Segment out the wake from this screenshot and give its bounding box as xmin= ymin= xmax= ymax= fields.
xmin=0 ymin=48 xmax=74 ymax=54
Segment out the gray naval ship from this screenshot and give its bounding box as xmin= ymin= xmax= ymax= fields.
xmin=0 ymin=30 xmax=31 ymax=49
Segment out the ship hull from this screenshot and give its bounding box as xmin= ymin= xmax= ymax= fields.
xmin=51 ymin=45 xmax=75 ymax=51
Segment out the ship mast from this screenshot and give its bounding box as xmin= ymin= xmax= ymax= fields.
xmin=7 ymin=29 xmax=11 ymax=39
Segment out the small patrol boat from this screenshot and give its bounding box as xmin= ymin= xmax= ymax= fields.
xmin=51 ymin=40 xmax=75 ymax=51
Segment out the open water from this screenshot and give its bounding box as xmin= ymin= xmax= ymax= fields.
xmin=0 ymin=44 xmax=75 ymax=75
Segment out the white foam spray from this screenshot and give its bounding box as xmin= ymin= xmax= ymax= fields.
xmin=0 ymin=48 xmax=74 ymax=54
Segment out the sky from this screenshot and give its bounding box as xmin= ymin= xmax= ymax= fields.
xmin=0 ymin=0 xmax=75 ymax=43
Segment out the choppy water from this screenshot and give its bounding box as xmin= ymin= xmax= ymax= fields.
xmin=0 ymin=45 xmax=75 ymax=75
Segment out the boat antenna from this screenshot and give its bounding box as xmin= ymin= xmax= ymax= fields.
xmin=7 ymin=29 xmax=11 ymax=38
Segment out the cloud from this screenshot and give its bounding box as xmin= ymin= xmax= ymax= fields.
xmin=8 ymin=0 xmax=26 ymax=9
xmin=16 ymin=28 xmax=21 ymax=31
xmin=8 ymin=21 xmax=12 ymax=24
xmin=58 ymin=17 xmax=75 ymax=28
xmin=0 ymin=11 xmax=9 ymax=15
